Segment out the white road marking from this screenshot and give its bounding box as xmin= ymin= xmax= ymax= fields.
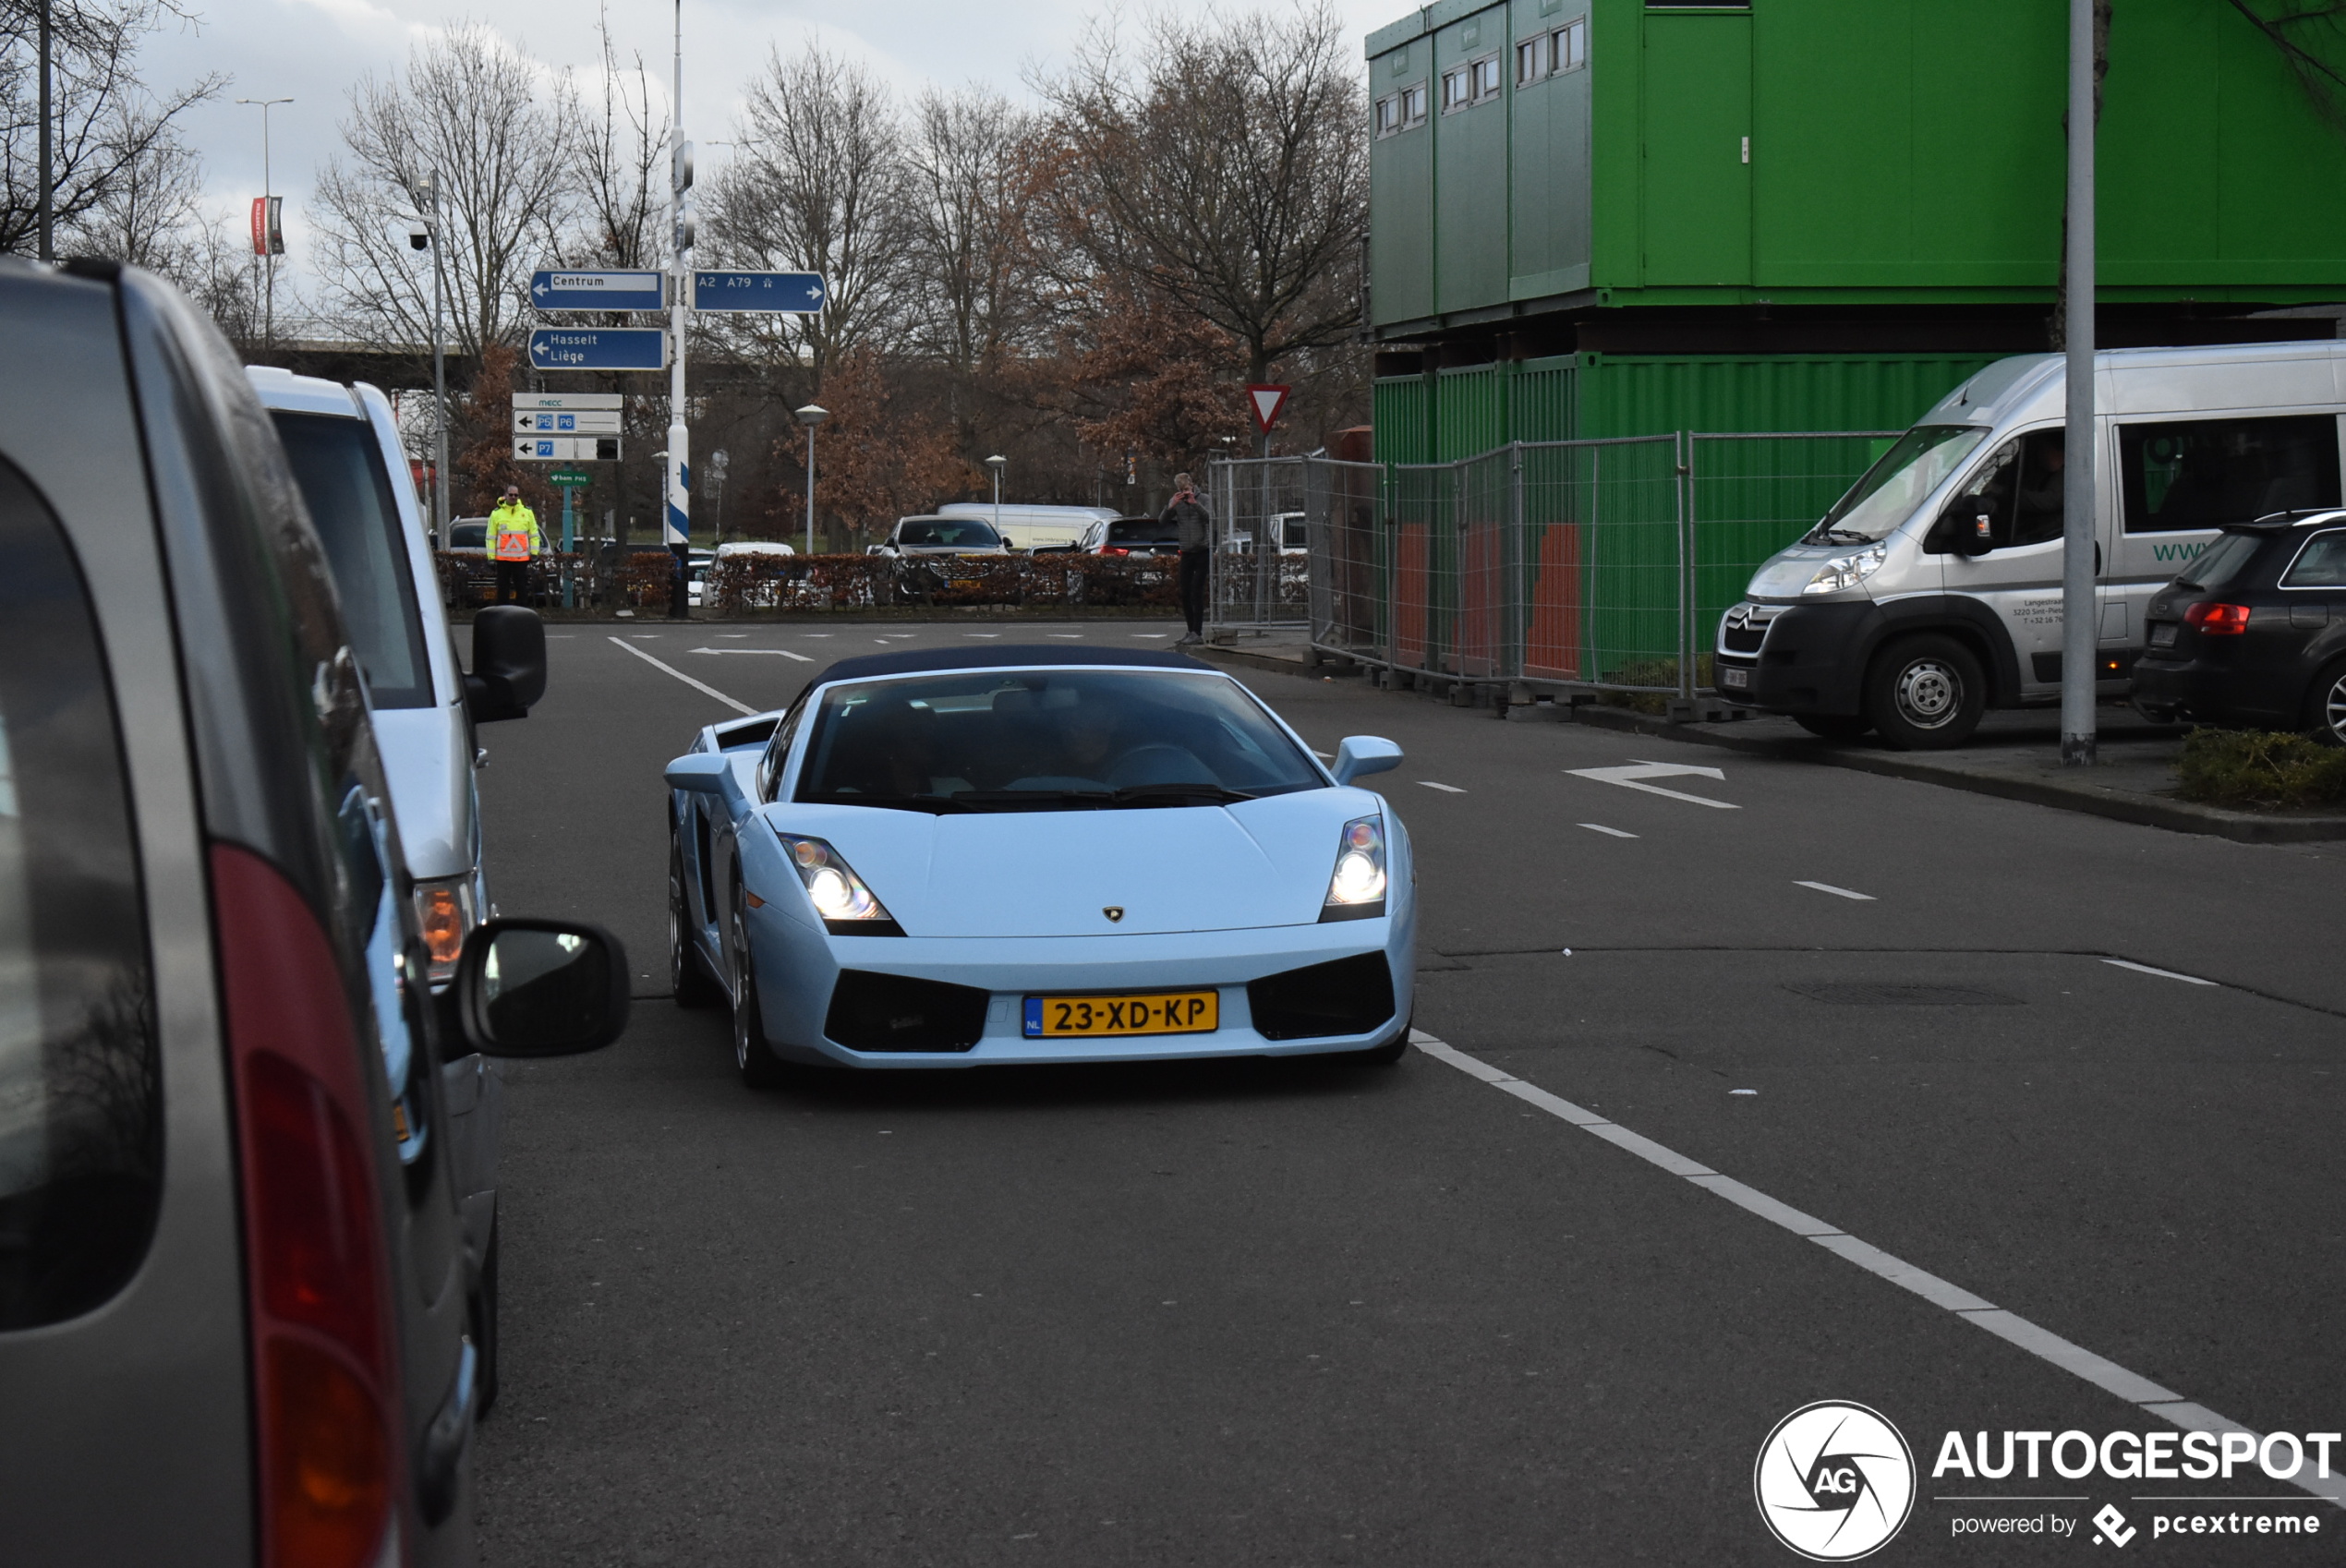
xmin=1409 ymin=1029 xmax=2346 ymax=1509
xmin=1131 ymin=633 xmax=1169 ymax=639
xmin=965 ymin=633 xmax=1000 ymax=638
xmin=2103 ymin=959 xmax=2217 ymax=986
xmin=1417 ymin=781 xmax=1466 ymax=793
xmin=1566 ymin=760 xmax=1738 ymax=809
xmin=1578 ymin=823 xmax=1639 ymax=838
xmin=1795 ymin=880 xmax=1876 ymax=901
xmin=688 ymin=645 xmax=815 ymax=661
xmin=607 ymin=636 xmax=757 ymax=716
xmin=1312 ymin=750 xmax=1335 ymax=760
xmin=719 ymin=633 xmax=749 ymax=638
xmin=1048 ymin=633 xmax=1083 ymax=639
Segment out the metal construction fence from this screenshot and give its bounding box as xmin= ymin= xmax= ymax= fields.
xmin=1215 ymin=430 xmax=1896 ymax=696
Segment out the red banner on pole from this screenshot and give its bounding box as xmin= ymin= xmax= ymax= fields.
xmin=249 ymin=197 xmax=283 ymax=257
xmin=1247 ymin=383 xmax=1291 ymax=434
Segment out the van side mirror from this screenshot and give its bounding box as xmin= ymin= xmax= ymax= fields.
xmin=466 ymin=605 xmax=546 ymax=722
xmin=1332 ymin=735 xmax=1403 ymax=786
xmin=1929 ymin=497 xmax=1997 ymax=558
xmin=451 ymin=919 xmax=629 ymax=1056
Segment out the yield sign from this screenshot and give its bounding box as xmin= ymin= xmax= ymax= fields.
xmin=1565 ymin=759 xmax=1738 ymax=809
xmin=1247 ymin=383 xmax=1291 ymax=433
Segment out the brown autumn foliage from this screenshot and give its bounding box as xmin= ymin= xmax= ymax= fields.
xmin=794 ymin=348 xmax=978 ymax=547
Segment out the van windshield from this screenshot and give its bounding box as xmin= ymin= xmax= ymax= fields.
xmin=271 ymin=412 xmax=434 ymax=708
xmin=1806 ymin=426 xmax=1988 ymax=544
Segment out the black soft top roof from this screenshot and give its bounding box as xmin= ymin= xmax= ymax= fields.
xmin=811 ymin=643 xmax=1211 ymax=688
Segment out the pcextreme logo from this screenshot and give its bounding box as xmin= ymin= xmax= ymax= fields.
xmin=1755 ymin=1401 xmax=1917 ymax=1562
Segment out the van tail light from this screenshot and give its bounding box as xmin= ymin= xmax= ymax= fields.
xmin=1102 ymin=546 xmax=1129 ymax=556
xmin=212 ymin=844 xmax=401 ymax=1568
xmin=2183 ymin=601 xmax=2252 ymax=635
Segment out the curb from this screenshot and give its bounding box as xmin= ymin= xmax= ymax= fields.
xmin=1195 ymin=645 xmax=2346 ymax=845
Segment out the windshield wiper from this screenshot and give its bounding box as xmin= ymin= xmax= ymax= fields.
xmin=1810 ymin=526 xmax=1874 ymax=545
xmin=1109 ymin=782 xmax=1255 ymax=807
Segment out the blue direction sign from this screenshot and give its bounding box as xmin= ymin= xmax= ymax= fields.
xmin=527 ymin=327 xmax=667 ymax=372
xmin=530 ymin=269 xmax=665 ymax=311
xmin=692 ymin=270 xmax=827 ymax=313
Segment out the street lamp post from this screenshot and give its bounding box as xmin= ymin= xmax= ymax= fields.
xmin=2058 ymin=0 xmax=2098 ymax=766
xmin=797 ymin=404 xmax=828 ymax=556
xmin=986 ymin=454 xmax=1007 ymax=539
xmin=407 ymin=171 xmax=450 ymax=539
xmin=236 ymin=97 xmax=294 ymax=346
xmin=665 ymin=0 xmax=695 ymax=621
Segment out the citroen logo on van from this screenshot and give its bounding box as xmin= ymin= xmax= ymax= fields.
xmin=1103 ymin=906 xmax=1125 ymax=923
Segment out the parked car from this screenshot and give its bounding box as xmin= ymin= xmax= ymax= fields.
xmin=1081 ymin=515 xmax=1184 ymax=558
xmin=936 ymin=501 xmax=1116 ymax=553
xmin=870 ymin=514 xmax=1012 ymax=560
xmin=247 ymin=364 xmax=548 ymax=1412
xmin=661 ymin=645 xmax=1413 ymax=1083
xmin=1226 ymin=512 xmax=1310 ymax=556
xmin=0 ymin=258 xmax=624 ymax=1567
xmin=1715 ymin=341 xmax=2346 ymax=747
xmin=689 ymin=539 xmax=795 ymax=609
xmin=438 ymin=516 xmax=489 ymax=553
xmin=2132 ymin=509 xmax=2346 ymax=742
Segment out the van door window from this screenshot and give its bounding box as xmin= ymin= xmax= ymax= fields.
xmin=2118 ymin=416 xmax=2342 ymax=533
xmin=271 ymin=412 xmax=434 ymax=707
xmin=0 ymin=457 xmax=159 ymax=1329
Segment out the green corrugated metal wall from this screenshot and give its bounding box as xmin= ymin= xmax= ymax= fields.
xmin=1379 ymin=351 xmax=1992 ymax=457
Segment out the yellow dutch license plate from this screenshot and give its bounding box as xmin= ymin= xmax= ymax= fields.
xmin=1023 ymin=991 xmax=1219 ymax=1039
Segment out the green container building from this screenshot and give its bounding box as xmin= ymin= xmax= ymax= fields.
xmin=1366 ymin=0 xmax=2346 ymax=461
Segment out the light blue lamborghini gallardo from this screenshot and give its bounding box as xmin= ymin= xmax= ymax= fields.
xmin=662 ymin=645 xmax=1415 ymax=1083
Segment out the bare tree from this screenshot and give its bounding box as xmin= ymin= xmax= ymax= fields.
xmin=568 ymin=5 xmax=664 ymax=270
xmin=308 ymin=25 xmax=574 ymax=361
xmin=2229 ymin=2 xmax=2346 ymax=128
xmin=0 ymin=0 xmax=222 ymax=253
xmin=1036 ymin=5 xmax=1367 ymax=385
xmin=903 ymin=87 xmax=1047 ymax=373
xmin=702 ymin=43 xmax=909 ymax=388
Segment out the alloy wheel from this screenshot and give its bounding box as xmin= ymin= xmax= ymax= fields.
xmin=2326 ymin=670 xmax=2346 ymax=745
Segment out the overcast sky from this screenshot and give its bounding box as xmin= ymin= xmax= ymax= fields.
xmin=150 ymin=0 xmax=1402 ymax=297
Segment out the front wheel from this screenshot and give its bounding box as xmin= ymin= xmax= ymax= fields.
xmin=2306 ymin=657 xmax=2346 ymax=747
xmin=1864 ymin=634 xmax=1986 ymax=750
xmin=729 ymin=887 xmax=789 ymax=1091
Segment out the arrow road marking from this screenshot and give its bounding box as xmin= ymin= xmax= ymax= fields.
xmin=1564 ymin=759 xmax=1738 ymax=809
xmin=1794 ymin=880 xmax=1875 ymax=901
xmin=608 ymin=637 xmax=756 ymax=715
xmin=688 ymin=646 xmax=813 ymax=662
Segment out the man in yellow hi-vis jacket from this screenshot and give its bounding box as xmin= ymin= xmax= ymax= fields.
xmin=489 ymin=486 xmax=541 ymax=605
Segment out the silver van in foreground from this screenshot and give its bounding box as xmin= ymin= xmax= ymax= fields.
xmin=1715 ymin=342 xmax=2346 ymax=747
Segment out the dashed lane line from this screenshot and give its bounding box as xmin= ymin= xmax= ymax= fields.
xmin=1794 ymin=880 xmax=1876 ymax=901
xmin=1408 ymin=1028 xmax=2346 ymax=1510
xmin=2104 ymin=959 xmax=2218 ymax=986
xmin=607 ymin=636 xmax=757 ymax=716
xmin=1417 ymin=781 xmax=1467 ymax=793
xmin=1578 ymin=823 xmax=1639 ymax=838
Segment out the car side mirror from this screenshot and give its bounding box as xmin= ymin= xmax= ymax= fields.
xmin=466 ymin=605 xmax=546 ymax=722
xmin=451 ymin=919 xmax=629 ymax=1056
xmin=1332 ymin=735 xmax=1403 ymax=786
xmin=1928 ymin=497 xmax=1996 ymax=558
xmin=664 ymin=752 xmax=731 ymax=793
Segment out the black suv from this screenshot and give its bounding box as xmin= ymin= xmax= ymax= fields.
xmin=0 ymin=259 xmax=624 ymax=1567
xmin=2133 ymin=509 xmax=2346 ymax=742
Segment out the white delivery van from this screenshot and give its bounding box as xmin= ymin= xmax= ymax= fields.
xmin=1714 ymin=341 xmax=2346 ymax=748
xmin=937 ymin=501 xmax=1117 ymax=553
xmin=248 ymin=365 xmax=549 ymax=1407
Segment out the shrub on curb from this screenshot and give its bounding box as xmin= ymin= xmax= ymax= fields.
xmin=2175 ymin=728 xmax=2346 ymax=809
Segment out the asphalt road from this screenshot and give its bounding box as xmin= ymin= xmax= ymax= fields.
xmin=470 ymin=619 xmax=2345 ymax=1565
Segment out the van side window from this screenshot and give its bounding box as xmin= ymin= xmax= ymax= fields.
xmin=2118 ymin=416 xmax=2342 ymax=534
xmin=0 ymin=456 xmax=160 ymax=1330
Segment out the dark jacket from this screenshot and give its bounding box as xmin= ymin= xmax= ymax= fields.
xmin=1163 ymin=491 xmax=1212 ymax=551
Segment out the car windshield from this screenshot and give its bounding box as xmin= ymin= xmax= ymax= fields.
xmin=2174 ymin=531 xmax=2263 ymax=591
xmin=794 ymin=669 xmax=1324 ymax=811
xmin=898 ymin=520 xmax=999 ymax=549
xmin=1806 ymin=426 xmax=1989 ymax=544
xmin=270 ymin=411 xmax=434 ymax=708
xmin=1106 ymin=519 xmax=1175 ymax=545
